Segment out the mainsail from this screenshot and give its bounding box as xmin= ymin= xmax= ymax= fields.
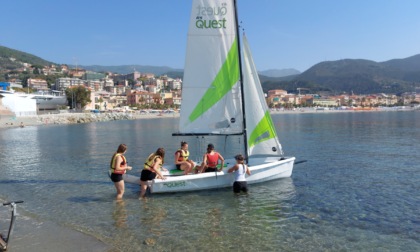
xmin=242 ymin=35 xmax=283 ymax=156
xmin=178 ymin=0 xmax=243 ymax=135
xmin=179 ymin=0 xmax=283 ymax=156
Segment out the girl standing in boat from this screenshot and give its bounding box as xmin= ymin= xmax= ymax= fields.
xmin=140 ymin=147 xmax=167 ymax=198
xmin=199 ymin=143 xmax=224 ymax=173
xmin=109 ymin=144 xmax=132 ymax=200
xmin=228 ymin=154 xmax=251 ymax=193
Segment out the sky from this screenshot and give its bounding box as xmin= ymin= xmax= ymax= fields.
xmin=1 ymin=0 xmax=420 ymax=72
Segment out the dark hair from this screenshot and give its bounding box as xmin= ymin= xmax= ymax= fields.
xmin=181 ymin=141 xmax=187 ymax=147
xmin=207 ymin=143 xmax=214 ymax=153
xmin=111 ymin=144 xmax=127 ymax=168
xmin=235 ymin=154 xmax=244 ymax=161
xmin=153 ymin=147 xmax=165 ymax=164
xmin=116 ymin=144 xmax=127 ymax=154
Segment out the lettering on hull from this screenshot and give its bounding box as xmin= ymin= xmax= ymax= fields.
xmin=163 ymin=181 xmax=186 ymax=188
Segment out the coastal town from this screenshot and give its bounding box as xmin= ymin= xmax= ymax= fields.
xmin=1 ymin=63 xmax=420 ymax=122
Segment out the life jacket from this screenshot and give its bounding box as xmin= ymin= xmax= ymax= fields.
xmin=175 ymin=149 xmax=189 ymax=162
xmin=206 ymin=152 xmax=219 ymax=168
xmin=110 ymin=153 xmax=127 ymax=174
xmin=144 ymin=153 xmax=163 ymax=171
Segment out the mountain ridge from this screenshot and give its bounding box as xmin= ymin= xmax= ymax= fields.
xmin=1 ymin=45 xmax=419 ymax=94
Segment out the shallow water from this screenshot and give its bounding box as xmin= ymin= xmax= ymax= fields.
xmin=1 ymin=111 xmax=419 ymax=251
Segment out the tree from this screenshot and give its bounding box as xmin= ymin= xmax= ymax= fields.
xmin=98 ymin=97 xmax=104 ymax=110
xmin=65 ymin=85 xmax=91 ymax=109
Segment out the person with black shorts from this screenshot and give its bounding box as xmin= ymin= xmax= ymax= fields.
xmin=199 ymin=143 xmax=224 ymax=173
xmin=228 ymin=154 xmax=251 ymax=193
xmin=140 ymin=147 xmax=167 ymax=198
xmin=109 ymin=144 xmax=132 ymax=200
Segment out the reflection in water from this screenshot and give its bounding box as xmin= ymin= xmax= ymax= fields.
xmin=205 ymin=207 xmax=223 ymax=238
xmin=112 ymin=200 xmax=128 ymax=229
xmin=1 ymin=112 xmax=419 ymax=251
xmin=139 ymin=200 xmax=167 ymax=237
xmin=0 ymin=126 xmax=42 ymax=177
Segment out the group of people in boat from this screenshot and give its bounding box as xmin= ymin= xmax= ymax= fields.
xmin=109 ymin=141 xmax=251 ymax=199
xmin=175 ymin=141 xmax=225 ymax=175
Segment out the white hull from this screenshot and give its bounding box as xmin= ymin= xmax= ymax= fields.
xmin=124 ymin=156 xmax=295 ymax=194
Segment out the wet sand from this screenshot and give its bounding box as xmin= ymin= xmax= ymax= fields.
xmin=0 ymin=205 xmax=114 ymax=252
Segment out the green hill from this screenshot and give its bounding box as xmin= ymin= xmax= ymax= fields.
xmin=262 ymin=55 xmax=420 ymax=95
xmin=0 ymin=45 xmax=55 ymax=69
xmin=1 ymin=44 xmax=419 ymax=94
xmin=79 ymin=65 xmax=183 ymax=76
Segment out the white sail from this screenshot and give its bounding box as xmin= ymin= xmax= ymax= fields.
xmin=124 ymin=0 xmax=295 ymax=193
xmin=178 ymin=0 xmax=243 ymax=135
xmin=242 ymin=35 xmax=283 ymax=156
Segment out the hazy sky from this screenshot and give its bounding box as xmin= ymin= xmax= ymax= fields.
xmin=1 ymin=0 xmax=419 ymax=72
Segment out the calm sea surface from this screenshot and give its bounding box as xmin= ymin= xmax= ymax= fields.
xmin=1 ymin=111 xmax=419 ymax=251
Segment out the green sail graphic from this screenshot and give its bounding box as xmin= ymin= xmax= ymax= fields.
xmin=189 ymin=38 xmax=239 ymax=122
xmin=248 ymin=111 xmax=277 ymax=148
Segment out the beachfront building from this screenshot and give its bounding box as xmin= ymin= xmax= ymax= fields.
xmin=377 ymin=94 xmax=398 ymax=106
xmin=27 ymin=78 xmax=48 ymax=91
xmin=168 ymin=79 xmax=182 ymax=90
xmin=112 ymin=95 xmax=128 ymax=108
xmin=267 ymin=89 xmax=288 ymax=107
xmin=86 ymin=80 xmax=102 ymax=92
xmin=83 ymin=71 xmax=106 ymax=81
xmin=400 ymin=92 xmax=420 ymax=105
xmin=126 ymin=71 xmax=141 ymax=82
xmin=300 ymin=95 xmax=314 ymax=106
xmin=127 ymin=91 xmax=154 ymax=107
xmin=146 ymin=84 xmax=159 ymax=94
xmin=268 ymin=89 xmax=288 ymax=97
xmin=104 ymin=78 xmax=114 ymax=88
xmin=69 ymin=68 xmax=85 ymax=78
xmin=55 ymin=78 xmax=85 ymax=91
xmin=0 ymin=92 xmax=37 ymax=117
xmin=313 ymin=97 xmax=340 ymax=107
xmin=174 ymin=95 xmax=182 ymax=107
xmin=89 ymin=91 xmax=112 ymax=110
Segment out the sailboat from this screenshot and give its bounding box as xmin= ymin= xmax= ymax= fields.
xmin=124 ymin=0 xmax=295 ymax=193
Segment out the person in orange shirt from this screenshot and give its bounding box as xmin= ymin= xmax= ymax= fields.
xmin=199 ymin=143 xmax=224 ymax=173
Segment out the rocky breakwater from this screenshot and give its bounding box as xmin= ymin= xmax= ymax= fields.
xmin=38 ymin=112 xmax=135 ymax=125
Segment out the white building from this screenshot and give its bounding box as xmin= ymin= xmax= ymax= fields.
xmin=0 ymin=92 xmax=37 ymax=116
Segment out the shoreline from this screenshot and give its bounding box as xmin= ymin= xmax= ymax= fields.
xmin=0 ymin=198 xmax=112 ymax=252
xmin=0 ymin=111 xmax=179 ymax=129
xmin=0 ymin=107 xmax=417 ymax=130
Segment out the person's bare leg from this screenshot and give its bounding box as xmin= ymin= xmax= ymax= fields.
xmin=115 ymin=181 xmax=125 ymax=200
xmin=140 ymin=181 xmax=148 ymax=198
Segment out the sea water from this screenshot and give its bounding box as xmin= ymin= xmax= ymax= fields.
xmin=0 ymin=111 xmax=419 ymax=251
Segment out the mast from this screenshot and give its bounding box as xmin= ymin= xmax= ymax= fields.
xmin=233 ymin=0 xmax=249 ymax=162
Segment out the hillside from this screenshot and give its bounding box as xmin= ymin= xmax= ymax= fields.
xmin=0 ymin=45 xmax=55 ymax=69
xmin=294 ymin=56 xmax=420 ymax=94
xmin=259 ymin=68 xmax=300 ymax=78
xmin=1 ymin=45 xmax=419 ymax=94
xmin=261 ymin=55 xmax=420 ymax=95
xmin=79 ymin=65 xmax=183 ymax=76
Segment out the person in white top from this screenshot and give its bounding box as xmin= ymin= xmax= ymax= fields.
xmin=227 ymin=154 xmax=251 ymax=193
